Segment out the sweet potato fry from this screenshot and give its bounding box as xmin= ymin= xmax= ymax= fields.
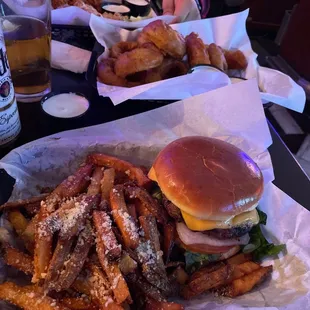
xmin=214 ymin=265 xmax=273 ymax=297
xmin=52 ymin=163 xmax=94 ymax=199
xmin=124 ymin=184 xmax=168 ymax=225
xmin=21 ymin=214 xmax=38 ymax=253
xmin=33 ymin=199 xmax=76 ymax=282
xmin=139 ymin=215 xmax=160 ymax=252
xmin=139 ymin=215 xmax=170 ymax=292
xmin=3 ymin=247 xmax=34 ymax=275
xmin=86 ymin=263 xmax=111 ymax=297
xmin=0 ymin=193 xmax=48 ymax=211
xmin=127 ymin=273 xmax=165 ymax=302
xmin=135 ymin=199 xmax=152 ymax=216
xmin=189 ymin=261 xmax=226 ymax=283
xmin=88 ymin=167 xmax=104 ymax=196
xmin=112 ymin=226 xmax=139 ymax=263
xmin=110 ymin=185 xmax=139 ymax=250
xmin=226 ymin=252 xmax=252 ymax=265
xmin=33 ymin=164 xmax=93 ymax=283
xmin=127 ymin=203 xmax=137 ymax=221
xmin=45 ymin=195 xmax=99 ymax=290
xmin=24 ymin=201 xmax=42 ymax=216
xmin=163 ymin=222 xmax=176 ymax=263
xmin=96 ymin=240 xmax=132 ymax=304
xmin=188 ymin=263 xmax=234 ymax=297
xmin=58 ymin=194 xmax=99 ymax=240
xmin=136 ymin=240 xmax=169 ymax=293
xmin=86 ymin=264 xmax=124 ymax=309
xmin=93 ymin=210 xmax=122 ymax=260
xmin=211 ymin=261 xmax=261 ymax=289
xmin=182 ymin=263 xmax=226 ymax=299
xmin=146 ymin=298 xmax=184 ymax=310
xmin=88 ymin=153 xmax=151 ymax=189
xmin=57 ymin=223 xmax=94 ymax=290
xmin=8 ymin=210 xmax=29 ymax=235
xmin=101 ymin=167 xmax=116 ymax=201
xmin=72 ymin=274 xmax=93 ymax=296
xmin=98 ymin=199 xmax=110 ymax=212
xmin=60 ymin=297 xmax=99 ymax=310
xmin=230 ymin=261 xmax=260 ymax=281
xmin=44 ymin=237 xmax=75 ymax=291
xmin=139 ymin=215 xmax=166 ymax=274
xmin=0 ymin=282 xmax=70 ymax=310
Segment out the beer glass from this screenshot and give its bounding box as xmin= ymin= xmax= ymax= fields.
xmin=0 ymin=0 xmax=51 ymax=102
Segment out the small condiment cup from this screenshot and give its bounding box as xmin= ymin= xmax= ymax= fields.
xmin=41 ymin=92 xmax=90 ymax=119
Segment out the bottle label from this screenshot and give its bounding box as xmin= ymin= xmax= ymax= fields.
xmin=0 ymin=35 xmax=21 ymax=146
xmin=0 ymin=98 xmax=21 ymax=145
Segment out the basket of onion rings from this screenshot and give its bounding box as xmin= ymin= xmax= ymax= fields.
xmin=89 ymin=10 xmax=305 ymax=110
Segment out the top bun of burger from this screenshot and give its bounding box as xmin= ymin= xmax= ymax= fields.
xmin=148 ymin=136 xmax=263 ymax=221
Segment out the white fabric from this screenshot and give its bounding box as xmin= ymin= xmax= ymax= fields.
xmin=51 ymin=40 xmax=91 ymax=74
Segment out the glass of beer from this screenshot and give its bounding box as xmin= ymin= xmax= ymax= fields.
xmin=0 ymin=0 xmax=51 ymax=102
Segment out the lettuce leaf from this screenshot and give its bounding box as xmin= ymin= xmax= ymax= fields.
xmin=243 ymin=208 xmax=285 ymax=261
xmin=184 ymin=251 xmax=220 ymax=273
xmin=257 ymin=209 xmax=267 ymax=225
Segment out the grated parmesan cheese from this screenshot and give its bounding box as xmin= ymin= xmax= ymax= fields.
xmin=113 ymin=209 xmax=139 ymax=241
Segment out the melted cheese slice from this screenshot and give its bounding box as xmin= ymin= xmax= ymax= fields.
xmin=181 ymin=209 xmax=259 ymax=231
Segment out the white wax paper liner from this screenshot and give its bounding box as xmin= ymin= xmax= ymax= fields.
xmin=0 ymin=80 xmax=309 ymax=309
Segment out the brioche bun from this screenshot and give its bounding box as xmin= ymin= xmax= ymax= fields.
xmin=148 ymin=136 xmax=263 ymax=221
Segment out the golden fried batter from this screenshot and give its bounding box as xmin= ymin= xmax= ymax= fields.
xmin=208 ymin=43 xmax=228 ymax=71
xmin=186 ymin=32 xmax=210 ymax=67
xmin=141 ymin=20 xmax=186 ymax=60
xmin=224 ymin=49 xmax=248 ymax=70
xmin=110 ymin=42 xmax=138 ymax=59
xmin=114 ymin=47 xmax=164 ymax=78
xmin=97 ymin=58 xmax=128 ymax=87
xmin=145 ymin=58 xmax=188 ymax=84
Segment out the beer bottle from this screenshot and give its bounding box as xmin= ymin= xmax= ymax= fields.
xmin=0 ymin=24 xmax=21 ymax=149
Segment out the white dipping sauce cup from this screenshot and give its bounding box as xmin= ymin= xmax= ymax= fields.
xmin=41 ymin=92 xmax=89 ymax=118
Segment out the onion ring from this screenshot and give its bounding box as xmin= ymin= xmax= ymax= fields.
xmin=186 ymin=32 xmax=210 ymax=67
xmin=223 ymin=49 xmax=248 ymax=70
xmin=145 ymin=58 xmax=188 ymax=84
xmin=114 ymin=47 xmax=164 ymax=78
xmin=110 ymin=41 xmax=138 ymax=58
xmin=97 ymin=58 xmax=128 ymax=87
xmin=97 ymin=58 xmax=140 ymax=88
xmin=140 ymin=20 xmax=186 ymax=60
xmin=208 ymin=43 xmax=228 ymax=71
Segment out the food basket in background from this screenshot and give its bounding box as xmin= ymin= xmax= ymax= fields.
xmin=89 ymin=10 xmax=305 ymax=111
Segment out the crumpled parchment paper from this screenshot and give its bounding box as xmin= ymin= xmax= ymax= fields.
xmin=0 ymin=80 xmax=309 ymax=309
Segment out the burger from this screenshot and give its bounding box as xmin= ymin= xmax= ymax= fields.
xmin=148 ymin=136 xmax=264 ymax=271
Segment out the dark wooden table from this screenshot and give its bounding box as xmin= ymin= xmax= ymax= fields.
xmin=0 ymin=69 xmax=309 ymax=210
